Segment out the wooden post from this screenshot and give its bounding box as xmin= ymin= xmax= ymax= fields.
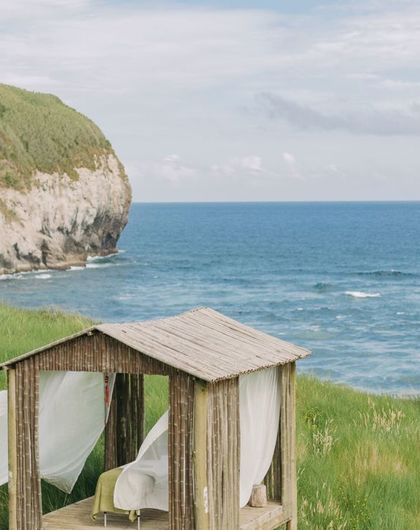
xmin=104 ymin=388 xmax=118 ymax=470
xmin=168 ymin=374 xmax=195 ymax=530
xmin=7 ymin=367 xmax=17 ymax=530
xmin=207 ymin=379 xmax=240 ymax=530
xmin=105 ymin=373 xmax=144 ymax=469
xmin=193 ymin=382 xmax=209 ymax=530
xmin=283 ymin=362 xmax=297 ymax=530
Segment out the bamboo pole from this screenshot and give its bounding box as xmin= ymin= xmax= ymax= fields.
xmin=193 ymin=382 xmax=210 ymax=530
xmin=7 ymin=367 xmax=17 ymax=530
xmin=286 ymin=362 xmax=297 ymax=530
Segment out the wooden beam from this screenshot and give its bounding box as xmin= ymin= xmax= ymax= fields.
xmin=240 ymin=502 xmax=288 ymax=530
xmin=286 ymin=362 xmax=297 ymax=530
xmin=168 ymin=374 xmax=195 ymax=530
xmin=279 ymin=362 xmax=298 ymax=530
xmin=7 ymin=367 xmax=17 ymax=530
xmin=193 ymin=382 xmax=209 ymax=530
xmin=207 ymin=378 xmax=240 ymax=530
xmin=116 ymin=374 xmax=144 ymax=466
xmin=105 ymin=373 xmax=145 ymax=470
xmin=104 ymin=383 xmax=118 ymax=471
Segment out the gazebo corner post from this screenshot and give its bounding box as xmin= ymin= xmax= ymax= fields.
xmin=283 ymin=362 xmax=297 ymax=530
xmin=206 ymin=378 xmax=240 ymax=530
xmin=168 ymin=373 xmax=195 ymax=530
xmin=7 ymin=366 xmax=18 ymax=530
xmin=193 ymin=381 xmax=210 ymax=530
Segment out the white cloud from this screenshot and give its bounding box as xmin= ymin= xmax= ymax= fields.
xmin=282 ymin=152 xmax=295 ymax=165
xmin=210 ymin=156 xmax=268 ymax=181
xmin=141 ymin=155 xmax=197 ymax=186
xmin=282 ymin=152 xmax=304 ymax=180
xmin=1 ymin=0 xmax=420 ymax=200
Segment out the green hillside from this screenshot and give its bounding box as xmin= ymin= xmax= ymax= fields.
xmin=0 ymin=305 xmax=419 ymax=529
xmin=0 ymin=84 xmax=121 ymax=190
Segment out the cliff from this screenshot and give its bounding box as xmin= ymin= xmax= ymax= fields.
xmin=0 ymin=84 xmax=131 ymax=274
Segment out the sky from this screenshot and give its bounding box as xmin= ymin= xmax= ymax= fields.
xmin=1 ymin=0 xmax=420 ymax=202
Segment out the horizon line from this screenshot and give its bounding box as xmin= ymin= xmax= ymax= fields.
xmin=132 ymin=199 xmax=420 ymax=204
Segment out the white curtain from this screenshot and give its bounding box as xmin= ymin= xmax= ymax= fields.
xmin=1 ymin=366 xmax=281 ymax=508
xmin=114 ymin=411 xmax=169 ymax=511
xmin=114 ymin=366 xmax=281 ymax=511
xmin=239 ymin=367 xmax=281 ymax=507
xmin=0 ymin=371 xmax=114 ymax=493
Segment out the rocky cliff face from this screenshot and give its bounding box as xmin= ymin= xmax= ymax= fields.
xmin=0 ymin=85 xmax=131 ymax=274
xmin=0 ymin=155 xmax=131 ymax=274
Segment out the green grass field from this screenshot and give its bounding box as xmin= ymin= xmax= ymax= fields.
xmin=0 ymin=84 xmax=126 ymax=192
xmin=0 ymin=304 xmax=419 ymax=529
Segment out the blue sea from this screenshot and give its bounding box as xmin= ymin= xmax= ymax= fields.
xmin=1 ymin=202 xmax=419 ymax=396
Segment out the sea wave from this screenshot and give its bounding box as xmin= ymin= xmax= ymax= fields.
xmin=0 ymin=274 xmax=16 ymax=281
xmin=355 ymin=270 xmax=417 ymax=278
xmin=87 ymin=250 xmax=123 ymax=262
xmin=86 ymin=262 xmax=114 ymax=269
xmin=0 ymin=270 xmax=53 ymax=281
xmin=345 ymin=291 xmax=381 ymax=299
xmin=313 ymin=282 xmax=334 ymax=292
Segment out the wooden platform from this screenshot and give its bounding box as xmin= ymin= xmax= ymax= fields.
xmin=43 ymin=497 xmax=288 ymax=530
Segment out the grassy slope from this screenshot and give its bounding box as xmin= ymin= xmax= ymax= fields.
xmin=0 ymin=305 xmax=419 ymax=529
xmin=0 ymin=84 xmax=124 ymax=191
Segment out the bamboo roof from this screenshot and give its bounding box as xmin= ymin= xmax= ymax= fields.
xmin=1 ymin=307 xmax=310 ymax=381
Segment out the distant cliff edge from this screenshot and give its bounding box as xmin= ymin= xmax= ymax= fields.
xmin=0 ymin=84 xmax=132 ymax=274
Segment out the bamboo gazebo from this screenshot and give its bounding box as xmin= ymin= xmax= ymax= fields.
xmin=1 ymin=307 xmax=310 ymax=530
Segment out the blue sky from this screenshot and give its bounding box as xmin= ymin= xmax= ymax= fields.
xmin=1 ymin=0 xmax=420 ymax=201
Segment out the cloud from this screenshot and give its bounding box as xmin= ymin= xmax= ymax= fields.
xmin=282 ymin=152 xmax=304 ymax=180
xmin=140 ymin=155 xmax=196 ymax=185
xmin=0 ymin=0 xmax=91 ymax=21
xmin=282 ymin=152 xmax=295 ymax=165
xmin=210 ymin=156 xmax=268 ymax=180
xmin=257 ymin=92 xmax=420 ymax=136
xmin=1 ymin=0 xmax=420 ymax=200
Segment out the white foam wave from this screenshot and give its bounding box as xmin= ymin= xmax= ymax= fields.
xmin=345 ymin=291 xmax=381 ymax=299
xmin=87 ymin=250 xmax=122 ymax=262
xmin=86 ymin=263 xmax=113 ymax=269
xmin=68 ymin=266 xmax=85 ymax=271
xmin=34 ymin=274 xmax=52 ymax=279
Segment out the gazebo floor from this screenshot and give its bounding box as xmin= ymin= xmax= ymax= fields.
xmin=43 ymin=497 xmax=287 ymax=530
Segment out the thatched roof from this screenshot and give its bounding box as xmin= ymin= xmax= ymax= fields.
xmin=1 ymin=307 xmax=310 ymax=381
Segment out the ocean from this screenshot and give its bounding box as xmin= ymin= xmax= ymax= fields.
xmin=1 ymin=202 xmax=419 ymax=395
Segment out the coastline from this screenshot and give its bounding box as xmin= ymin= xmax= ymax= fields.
xmin=0 ymin=248 xmax=121 ymax=277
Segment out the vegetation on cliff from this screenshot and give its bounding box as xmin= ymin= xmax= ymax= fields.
xmin=0 ymin=305 xmax=419 ymax=529
xmin=0 ymin=84 xmax=126 ymax=190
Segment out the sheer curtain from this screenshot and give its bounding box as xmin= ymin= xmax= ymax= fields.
xmin=114 ymin=366 xmax=281 ymax=510
xmin=0 ymin=371 xmax=114 ymax=492
xmin=239 ymin=366 xmax=281 ymax=507
xmin=0 ymin=366 xmax=281 ymax=509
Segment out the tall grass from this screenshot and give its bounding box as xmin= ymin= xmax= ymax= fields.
xmin=0 ymin=304 xmax=419 ymax=529
xmin=0 ymin=84 xmax=127 ymax=190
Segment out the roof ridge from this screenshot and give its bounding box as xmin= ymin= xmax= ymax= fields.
xmin=2 ymin=308 xmax=311 ymax=379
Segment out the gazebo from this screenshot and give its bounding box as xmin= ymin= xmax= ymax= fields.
xmin=1 ymin=307 xmax=310 ymax=530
